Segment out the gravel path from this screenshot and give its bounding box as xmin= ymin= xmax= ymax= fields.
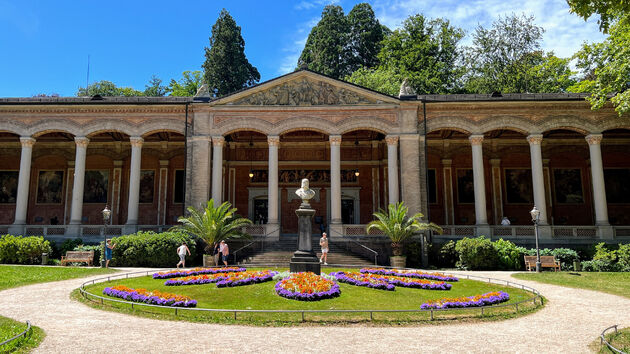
xmin=1 ymin=269 xmax=629 ymax=353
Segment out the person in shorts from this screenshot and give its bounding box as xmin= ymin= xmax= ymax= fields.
xmin=105 ymin=239 xmax=116 ymax=268
xmin=176 ymin=242 xmax=191 ymax=269
xmin=319 ymin=232 xmax=329 ymax=265
xmin=220 ymin=240 xmax=229 ymax=267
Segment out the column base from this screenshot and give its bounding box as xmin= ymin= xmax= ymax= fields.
xmin=8 ymin=224 xmax=25 ymax=236
xmin=66 ymin=224 xmax=81 ymax=237
xmin=538 ymin=225 xmax=552 ymax=239
xmin=597 ymin=225 xmax=614 ymax=240
xmin=123 ymin=224 xmax=138 ymax=235
xmin=289 ymin=251 xmax=321 ymax=275
xmin=265 ymin=223 xmax=280 ymax=242
xmin=329 ymin=224 xmax=343 ymax=238
xmin=475 ymin=224 xmax=491 ymax=237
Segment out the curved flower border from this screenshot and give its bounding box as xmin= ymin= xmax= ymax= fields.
xmin=153 ymin=267 xmax=246 ymax=279
xmin=383 ymin=275 xmax=452 ymax=290
xmin=421 ymin=291 xmax=510 ymax=309
xmin=330 ymin=271 xmax=395 ymax=291
xmin=103 ymin=285 xmax=197 ymax=307
xmin=275 ymin=273 xmax=341 ymax=301
xmin=164 ymin=270 xmax=278 ymax=287
xmin=360 ymin=268 xmax=459 ymax=282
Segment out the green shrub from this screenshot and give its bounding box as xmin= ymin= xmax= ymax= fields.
xmin=617 ymin=243 xmax=630 ymax=272
xmin=550 ymin=248 xmax=580 ymax=271
xmin=581 ymin=259 xmax=618 ymax=272
xmin=429 ymin=240 xmax=457 ymax=268
xmin=404 ymin=241 xmax=423 ymax=268
xmin=59 ymin=238 xmax=83 ymax=257
xmin=492 ymin=239 xmax=524 ymax=270
xmin=0 ymin=235 xmax=52 ymax=264
xmin=109 ymin=231 xmax=196 ymax=267
xmin=73 ymin=244 xmax=101 ymax=265
xmin=591 ymin=242 xmax=620 ymax=271
xmin=455 ymin=236 xmax=498 ymax=270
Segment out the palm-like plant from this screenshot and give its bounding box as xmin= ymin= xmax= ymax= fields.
xmin=367 ymin=202 xmax=442 ymax=256
xmin=171 ymin=199 xmax=253 ymax=252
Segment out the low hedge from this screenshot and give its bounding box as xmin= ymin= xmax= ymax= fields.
xmin=0 ymin=235 xmax=52 ymax=264
xmin=109 ymin=231 xmax=196 ymax=267
xmin=455 ymin=236 xmax=499 ymax=270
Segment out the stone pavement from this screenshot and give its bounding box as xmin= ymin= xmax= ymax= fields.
xmin=1 ymin=268 xmax=628 ymax=353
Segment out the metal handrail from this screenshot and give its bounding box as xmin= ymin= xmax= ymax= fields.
xmin=333 ymin=238 xmax=378 ymax=265
xmin=0 ymin=320 xmax=31 ymax=347
xmin=600 ymin=325 xmax=627 ymax=354
xmin=232 ymin=227 xmax=279 ymax=264
xmin=79 ymin=267 xmax=543 ymax=322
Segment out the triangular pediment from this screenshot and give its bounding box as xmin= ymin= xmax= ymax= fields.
xmin=211 ymin=70 xmax=399 ymax=106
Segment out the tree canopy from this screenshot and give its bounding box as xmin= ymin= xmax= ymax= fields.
xmin=346 ymin=3 xmax=385 ymax=73
xmin=77 ymin=80 xmax=144 ymax=97
xmin=202 ymin=9 xmax=260 ymax=97
xmin=567 ymin=0 xmax=630 ymax=32
xmin=144 ymin=75 xmax=169 ymax=97
xmin=169 ymin=71 xmax=203 ymax=97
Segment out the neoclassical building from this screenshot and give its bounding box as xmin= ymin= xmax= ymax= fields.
xmin=1 ymin=70 xmax=629 ymax=245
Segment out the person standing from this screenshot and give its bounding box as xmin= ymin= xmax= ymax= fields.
xmin=220 ymin=240 xmax=229 ymax=267
xmin=176 ymin=242 xmax=191 ymax=269
xmin=105 ymin=239 xmax=116 ymax=268
xmin=319 ymin=232 xmax=329 ymax=265
xmin=501 ymin=217 xmax=511 ymax=226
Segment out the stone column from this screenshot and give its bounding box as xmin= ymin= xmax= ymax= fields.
xmin=125 ymin=137 xmax=143 ymax=232
xmin=211 ymin=136 xmax=225 ymax=203
xmin=441 ymin=159 xmax=454 ymax=225
xmin=157 ymin=160 xmax=169 ymax=225
xmin=399 ymin=134 xmax=423 ymax=215
xmin=490 ymin=159 xmax=503 ymax=225
xmin=586 ymin=134 xmax=609 ymax=226
xmin=329 ymin=135 xmax=342 ymax=229
xmin=10 ymin=137 xmax=36 ymax=234
xmin=267 ymin=136 xmax=280 ymax=239
xmin=188 ymin=136 xmax=211 ymax=208
xmin=68 ymin=137 xmax=89 ymax=235
xmin=385 ymin=135 xmax=399 ymax=205
xmin=469 ymin=135 xmax=488 ymax=227
xmin=527 ymin=134 xmax=548 ymax=225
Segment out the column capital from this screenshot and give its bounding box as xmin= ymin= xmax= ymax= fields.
xmin=159 ymin=160 xmax=169 ymax=167
xmin=585 ymin=134 xmax=603 ymax=145
xmin=329 ymin=135 xmax=342 ymax=145
xmin=490 ymin=158 xmax=501 ymax=167
xmin=113 ymin=160 xmax=124 ymax=167
xmin=267 ymin=135 xmax=280 ymax=146
xmin=188 ymin=135 xmax=211 ymax=143
xmin=129 ymin=137 xmax=144 ymax=147
xmin=385 ymin=135 xmax=399 ymax=145
xmin=74 ymin=136 xmax=90 ymax=148
xmin=526 ymin=134 xmax=543 ymax=145
xmin=469 ymin=134 xmax=484 ymax=145
xmin=19 ymin=137 xmax=36 ymax=148
xmin=441 ymin=159 xmax=452 ymax=166
xmin=212 ymin=136 xmax=225 ymax=147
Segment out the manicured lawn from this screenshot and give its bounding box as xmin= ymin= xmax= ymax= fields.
xmin=512 ymin=272 xmax=630 ymax=299
xmin=590 ymin=327 xmax=630 ymax=353
xmin=78 ymin=267 xmax=541 ymax=326
xmin=0 ymin=316 xmax=45 ymax=354
xmin=0 ymin=265 xmax=116 ymax=291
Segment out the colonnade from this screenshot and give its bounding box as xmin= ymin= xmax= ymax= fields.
xmin=10 ymin=135 xmax=146 ymax=234
xmin=467 ymin=133 xmax=610 ymax=230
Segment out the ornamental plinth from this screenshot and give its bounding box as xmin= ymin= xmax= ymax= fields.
xmin=289 ymin=179 xmax=321 ymax=275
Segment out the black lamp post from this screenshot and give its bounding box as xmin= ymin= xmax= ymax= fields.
xmin=101 ymin=205 xmax=111 ymax=268
xmin=530 ymin=205 xmax=541 ymax=273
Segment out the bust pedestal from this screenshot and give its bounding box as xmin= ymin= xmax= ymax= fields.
xmin=289 ymin=207 xmax=321 ymax=275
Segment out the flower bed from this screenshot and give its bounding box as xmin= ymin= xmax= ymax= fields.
xmin=360 ymin=268 xmax=459 ymax=282
xmin=103 ymin=285 xmax=197 ymax=307
xmin=164 ymin=270 xmax=277 ymax=287
xmin=420 ymin=291 xmax=510 ymax=309
xmin=330 ymin=271 xmax=395 ymax=291
xmin=275 ymin=272 xmax=341 ymax=301
xmin=333 ymin=271 xmax=451 ymax=290
xmin=152 ymin=267 xmax=246 ymax=279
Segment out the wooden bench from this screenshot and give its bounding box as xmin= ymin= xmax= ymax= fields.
xmin=524 ymin=255 xmax=561 ymax=271
xmin=61 ymin=251 xmax=94 ymax=266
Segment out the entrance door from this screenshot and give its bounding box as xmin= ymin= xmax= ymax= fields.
xmin=341 ymin=199 xmax=355 ymax=224
xmin=253 ymin=199 xmax=268 ymax=224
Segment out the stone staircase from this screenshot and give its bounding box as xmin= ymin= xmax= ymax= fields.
xmin=239 ymin=235 xmax=375 ymax=266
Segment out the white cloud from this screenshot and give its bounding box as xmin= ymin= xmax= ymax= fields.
xmin=278 ymin=18 xmax=319 ymax=75
xmin=294 ymin=0 xmax=340 ymax=11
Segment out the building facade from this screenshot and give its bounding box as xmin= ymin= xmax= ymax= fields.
xmin=1 ymin=70 xmax=629 ymax=244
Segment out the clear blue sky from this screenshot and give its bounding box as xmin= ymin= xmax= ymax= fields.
xmin=0 ymin=0 xmax=605 ymax=97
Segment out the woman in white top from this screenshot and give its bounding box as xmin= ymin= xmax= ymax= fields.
xmin=176 ymin=242 xmax=191 ymax=268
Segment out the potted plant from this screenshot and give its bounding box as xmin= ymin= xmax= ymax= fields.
xmin=172 ymin=199 xmax=252 ymax=266
xmin=367 ymin=202 xmax=442 ymax=268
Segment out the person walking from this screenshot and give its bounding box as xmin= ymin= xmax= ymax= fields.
xmin=176 ymin=242 xmax=191 ymax=269
xmin=105 ymin=239 xmax=116 ymax=268
xmin=213 ymin=242 xmax=220 ymax=267
xmin=319 ymin=232 xmax=329 ymax=265
xmin=220 ymin=240 xmax=229 ymax=267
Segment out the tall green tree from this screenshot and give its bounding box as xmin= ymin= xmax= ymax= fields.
xmin=144 ymin=75 xmax=169 ymax=97
xmin=202 ymin=9 xmax=260 ymax=97
xmin=77 ymin=80 xmax=144 ymax=97
xmin=346 ymin=3 xmax=385 ymax=73
xmin=377 ymin=14 xmax=464 ymax=94
xmin=567 ymin=0 xmax=630 ymax=32
xmin=298 ymin=5 xmax=350 ymax=78
xmin=168 ymin=71 xmax=203 ymax=97
xmin=172 ymin=199 xmax=252 ymax=251
xmin=345 ymin=66 xmax=402 ymax=96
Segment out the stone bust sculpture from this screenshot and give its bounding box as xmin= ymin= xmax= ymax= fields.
xmin=295 ymin=178 xmax=315 ymax=208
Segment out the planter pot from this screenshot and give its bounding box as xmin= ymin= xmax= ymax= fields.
xmin=390 ymin=256 xmax=407 ymax=268
xmin=203 ymin=254 xmax=214 ymax=267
